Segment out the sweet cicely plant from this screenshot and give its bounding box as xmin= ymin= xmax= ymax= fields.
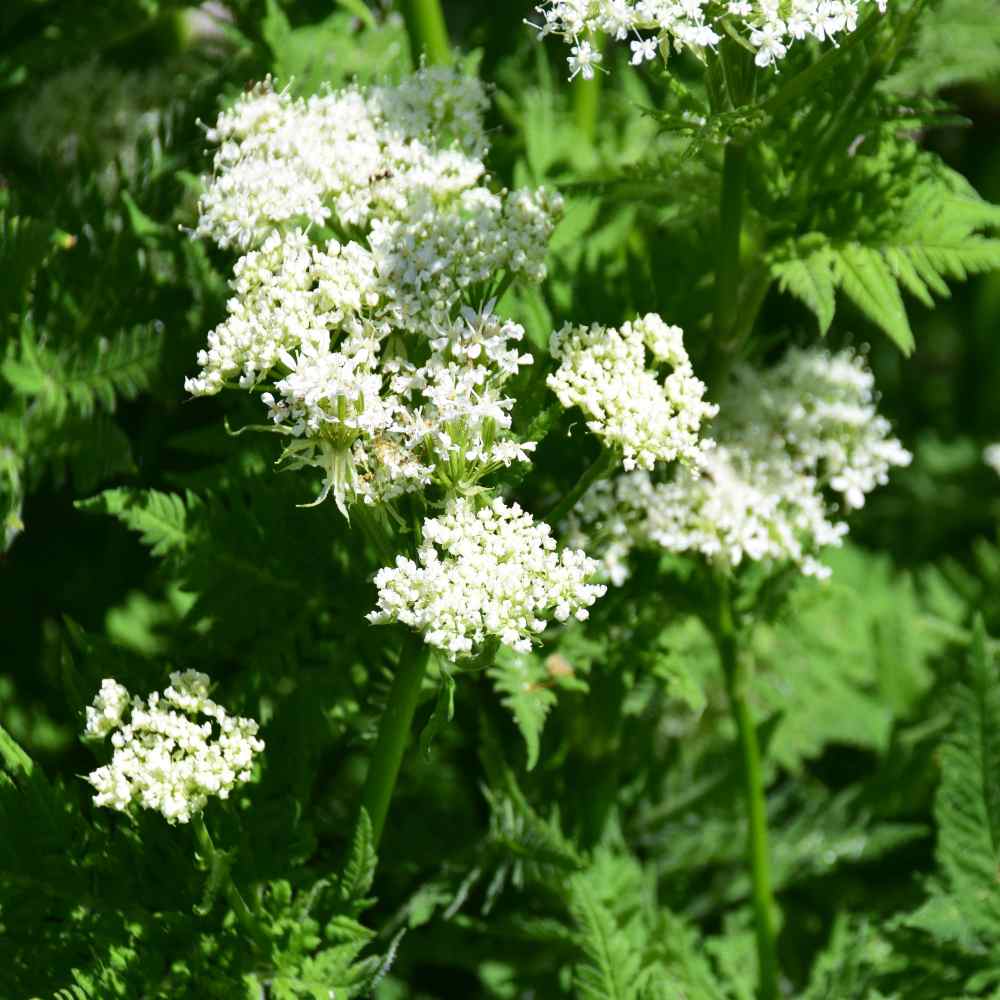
xmin=3 ymin=0 xmax=1000 ymax=997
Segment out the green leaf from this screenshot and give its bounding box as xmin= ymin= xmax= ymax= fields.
xmin=769 ymin=162 xmax=1000 ymax=353
xmin=770 ymin=241 xmax=837 ymax=334
xmin=932 ymin=618 xmax=1000 ymax=940
xmin=340 ymin=809 xmax=377 ymax=904
xmin=418 ymin=669 xmax=456 ymax=759
xmin=76 ymin=488 xmax=193 ymax=557
xmin=261 ymin=0 xmax=408 ymax=94
xmin=0 ymin=723 xmax=33 ymax=776
xmin=121 ymin=191 xmax=167 ymax=241
xmin=884 ymin=0 xmax=1000 ymax=95
xmin=570 ymin=874 xmax=645 ymax=1000
xmin=489 ymin=649 xmax=557 ymax=770
xmin=336 ymin=0 xmax=377 ymax=29
xmin=0 ymin=208 xmax=55 ymax=320
xmin=1 ymin=323 xmax=164 ymax=420
xmin=834 ymin=244 xmax=915 ymax=354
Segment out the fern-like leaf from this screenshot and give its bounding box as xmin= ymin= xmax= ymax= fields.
xmin=884 ymin=0 xmax=1000 ymax=95
xmin=76 ymin=487 xmax=193 ymax=557
xmin=1 ymin=323 xmax=164 ymax=420
xmin=339 ymin=808 xmax=377 ymax=909
xmin=570 ymin=875 xmax=646 ymax=1000
xmin=489 ymin=649 xmax=558 ymax=771
xmin=769 ymin=168 xmax=1000 ymax=354
xmin=932 ymin=619 xmax=1000 ymax=940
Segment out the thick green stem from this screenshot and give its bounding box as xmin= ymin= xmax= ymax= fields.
xmin=713 ymin=583 xmax=779 ymax=1000
xmin=544 ymin=448 xmax=617 ymax=527
xmin=572 ymin=36 xmax=603 ymax=141
xmin=192 ymin=813 xmax=269 ymax=951
xmin=708 ymin=39 xmax=757 ymax=389
xmin=714 ymin=140 xmax=748 ymax=348
xmin=361 ymin=629 xmax=432 ymax=845
xmin=399 ymin=0 xmax=451 ymax=66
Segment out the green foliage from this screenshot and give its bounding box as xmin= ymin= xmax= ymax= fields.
xmin=261 ymin=0 xmax=410 ymax=93
xmin=3 ymin=323 xmax=165 ymax=421
xmin=898 ymin=621 xmax=1000 ymax=976
xmin=3 ymin=1 xmax=1000 ymax=998
xmin=768 ymin=157 xmax=1000 ymax=355
xmin=77 ymin=487 xmax=194 ymax=557
xmin=884 ymin=0 xmax=1000 ymax=95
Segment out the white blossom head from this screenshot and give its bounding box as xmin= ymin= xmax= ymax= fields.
xmin=547 ymin=313 xmax=717 ymax=471
xmin=195 ymin=67 xmax=535 ymax=253
xmin=83 ymin=671 xmax=264 ymax=825
xmin=984 ymin=444 xmax=1000 ymax=477
xmin=368 ymin=497 xmax=607 ymax=658
xmin=530 ymin=0 xmax=887 ymax=77
xmin=566 ymin=346 xmax=909 ymax=582
xmin=187 ymin=69 xmax=562 ymax=517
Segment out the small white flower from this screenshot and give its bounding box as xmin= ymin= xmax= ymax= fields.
xmin=532 ymin=0 xmax=885 ymax=77
xmin=568 ymin=40 xmax=604 ymax=80
xmin=630 ymin=37 xmax=658 ymax=64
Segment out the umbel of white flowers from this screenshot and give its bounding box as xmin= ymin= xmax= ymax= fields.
xmin=566 ymin=346 xmax=911 ymax=582
xmin=547 ymin=313 xmax=718 ymax=471
xmin=368 ymin=497 xmax=607 ymax=658
xmin=531 ymin=0 xmax=889 ymax=77
xmin=83 ymin=672 xmax=264 ymax=825
xmin=186 ymin=68 xmax=561 ymax=515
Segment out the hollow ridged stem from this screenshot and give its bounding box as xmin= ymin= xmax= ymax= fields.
xmin=399 ymin=0 xmax=452 ymax=66
xmin=360 ymin=629 xmax=432 ymax=845
xmin=712 ymin=580 xmax=779 ymax=1000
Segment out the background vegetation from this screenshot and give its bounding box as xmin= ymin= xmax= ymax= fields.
xmin=2 ymin=0 xmax=1000 ymax=997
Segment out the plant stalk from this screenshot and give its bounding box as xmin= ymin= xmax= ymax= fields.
xmin=544 ymin=448 xmax=617 ymax=527
xmin=192 ymin=812 xmax=269 ymax=951
xmin=714 ymin=139 xmax=748 ymax=349
xmin=361 ymin=629 xmax=432 ymax=845
xmin=572 ymin=35 xmax=604 ymax=141
xmin=713 ymin=582 xmax=779 ymax=1000
xmin=399 ymin=0 xmax=452 ymax=66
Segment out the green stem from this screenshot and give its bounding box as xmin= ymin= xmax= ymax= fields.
xmin=399 ymin=0 xmax=452 ymax=66
xmin=708 ymin=38 xmax=757 ymax=389
xmin=712 ymin=581 xmax=779 ymax=1000
xmin=361 ymin=629 xmax=432 ymax=846
xmin=544 ymin=448 xmax=617 ymax=527
xmin=572 ymin=35 xmax=603 ymax=141
xmin=192 ymin=813 xmax=269 ymax=951
xmin=713 ymin=139 xmax=747 ymax=348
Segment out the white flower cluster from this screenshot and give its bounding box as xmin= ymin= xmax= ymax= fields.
xmin=83 ymin=672 xmax=264 ymax=825
xmin=196 ymin=68 xmax=526 ymax=252
xmin=188 ymin=68 xmax=560 ymax=514
xmin=531 ymin=0 xmax=888 ymax=75
xmin=547 ymin=313 xmax=717 ymax=471
xmin=368 ymin=497 xmax=607 ymax=657
xmin=984 ymin=444 xmax=1000 ymax=477
xmin=566 ymin=347 xmax=910 ymax=581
